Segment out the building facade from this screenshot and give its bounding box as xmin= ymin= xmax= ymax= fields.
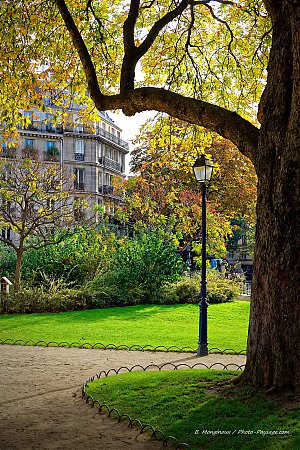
xmin=1 ymin=108 xmax=129 ymax=220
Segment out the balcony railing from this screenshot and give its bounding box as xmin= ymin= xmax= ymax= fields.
xmin=64 ymin=125 xmax=129 ymax=150
xmin=18 ymin=122 xmax=129 ymax=150
xmin=98 ymin=156 xmax=122 ymax=172
xmin=21 ymin=122 xmax=64 ymax=134
xmin=0 ymin=149 xmax=16 ymax=158
xmin=43 ymin=151 xmax=60 ymax=162
xmin=96 ymin=128 xmax=129 ymax=150
xmin=74 ymin=182 xmax=85 ymax=191
xmin=74 ymin=152 xmax=85 ymax=161
xmin=99 ymin=185 xmax=114 ymax=195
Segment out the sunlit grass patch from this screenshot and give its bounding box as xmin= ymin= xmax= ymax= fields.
xmin=0 ymin=302 xmax=249 ymax=352
xmin=85 ymin=369 xmax=300 ymax=450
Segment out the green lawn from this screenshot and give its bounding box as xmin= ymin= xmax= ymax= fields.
xmin=0 ymin=302 xmax=249 ymax=352
xmin=85 ymin=369 xmax=300 ymax=450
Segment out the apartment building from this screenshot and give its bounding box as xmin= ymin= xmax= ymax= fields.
xmin=1 ymin=107 xmax=129 ymax=220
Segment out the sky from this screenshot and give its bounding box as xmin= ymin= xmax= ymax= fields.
xmin=111 ymin=110 xmax=156 ymax=175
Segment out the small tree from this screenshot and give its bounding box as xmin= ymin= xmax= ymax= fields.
xmin=0 ymin=156 xmax=87 ymax=292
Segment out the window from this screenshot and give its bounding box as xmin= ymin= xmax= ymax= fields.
xmin=241 ymin=252 xmax=248 ymax=260
xmin=45 ymin=141 xmax=59 ymax=161
xmin=74 ymin=140 xmax=85 ymax=161
xmin=23 ymin=111 xmax=33 ymax=125
xmin=98 ymin=143 xmax=104 ymax=160
xmin=73 ymin=114 xmax=83 ymax=133
xmin=74 ymin=168 xmax=85 ymax=190
xmin=74 ymin=201 xmax=85 ymax=221
xmin=105 ymin=147 xmax=112 ymax=159
xmin=25 ymin=139 xmax=34 ymax=148
xmin=46 ymin=141 xmax=56 ymax=151
xmin=43 ymin=96 xmax=51 ymax=106
xmin=1 ymin=228 xmax=12 ymax=241
xmin=98 ymin=172 xmax=102 ymax=186
xmin=47 ymin=198 xmax=56 ymax=211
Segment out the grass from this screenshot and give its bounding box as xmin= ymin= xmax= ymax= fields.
xmin=85 ymin=369 xmax=300 ymax=450
xmin=0 ymin=302 xmax=249 ymax=352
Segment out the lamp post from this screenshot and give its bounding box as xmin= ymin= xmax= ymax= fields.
xmin=193 ymin=155 xmax=214 ymax=356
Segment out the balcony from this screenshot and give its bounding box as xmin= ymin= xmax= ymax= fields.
xmin=21 ymin=122 xmax=64 ymax=134
xmin=44 ymin=150 xmax=60 ymax=162
xmin=75 ymin=152 xmax=85 ymax=161
xmin=74 ymin=182 xmax=85 ymax=191
xmin=96 ymin=128 xmax=129 ymax=151
xmin=99 ymin=185 xmax=114 ymax=195
xmin=19 ymin=122 xmax=128 ymax=150
xmin=0 ymin=148 xmax=16 ymax=158
xmin=64 ymin=125 xmax=129 ymax=150
xmin=98 ymin=156 xmax=122 ymax=172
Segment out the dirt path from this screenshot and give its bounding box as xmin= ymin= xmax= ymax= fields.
xmin=0 ymin=345 xmax=246 ymax=449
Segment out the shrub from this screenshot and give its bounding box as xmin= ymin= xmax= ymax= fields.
xmin=0 ymin=282 xmax=99 ymax=314
xmin=158 ymin=271 xmax=240 ymax=305
xmin=0 ymin=242 xmax=16 ymax=278
xmin=206 ymin=271 xmax=240 ymax=303
xmin=22 ymin=226 xmax=115 ymax=285
xmin=90 ymin=231 xmax=184 ymax=305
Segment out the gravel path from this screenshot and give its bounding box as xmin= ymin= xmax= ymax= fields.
xmin=0 ymin=345 xmax=246 ymax=449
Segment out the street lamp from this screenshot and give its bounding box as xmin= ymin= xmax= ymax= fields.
xmin=193 ymin=155 xmax=214 ymax=356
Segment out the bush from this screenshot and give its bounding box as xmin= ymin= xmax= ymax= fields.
xmin=158 ymin=271 xmax=240 ymax=305
xmin=22 ymin=226 xmax=114 ymax=285
xmin=0 ymin=242 xmax=16 ymax=279
xmin=1 ymin=230 xmax=184 ymax=312
xmin=91 ymin=232 xmax=184 ymax=306
xmin=0 ymin=282 xmax=99 ymax=314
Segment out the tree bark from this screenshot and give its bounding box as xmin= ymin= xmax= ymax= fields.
xmin=241 ymin=4 xmax=300 ymax=390
xmin=14 ymin=246 xmax=23 ymax=294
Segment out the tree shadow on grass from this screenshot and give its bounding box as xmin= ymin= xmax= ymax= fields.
xmin=167 ymin=386 xmax=300 ymax=450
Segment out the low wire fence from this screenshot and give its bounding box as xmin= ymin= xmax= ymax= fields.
xmin=239 ymin=281 xmax=252 ymax=296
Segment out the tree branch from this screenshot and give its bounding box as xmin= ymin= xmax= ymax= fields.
xmin=54 ymin=0 xmax=103 ymax=100
xmin=97 ymin=88 xmax=259 ymax=160
xmin=54 ymin=0 xmax=259 ymax=160
xmin=137 ymin=0 xmax=190 ymax=59
xmin=120 ymin=0 xmax=141 ymax=92
xmin=0 ymin=236 xmax=17 ymax=251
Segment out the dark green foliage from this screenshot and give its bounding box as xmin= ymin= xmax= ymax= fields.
xmin=22 ymin=226 xmax=110 ymax=285
xmin=0 ymin=242 xmax=16 ymax=278
xmin=0 ymin=286 xmax=98 ymax=314
xmin=91 ymin=232 xmax=184 ymax=305
xmin=2 ymin=229 xmax=184 ymax=312
xmin=1 ymin=226 xmax=240 ymax=313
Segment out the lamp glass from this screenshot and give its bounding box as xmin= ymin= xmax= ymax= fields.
xmin=193 ymin=156 xmax=214 ymax=183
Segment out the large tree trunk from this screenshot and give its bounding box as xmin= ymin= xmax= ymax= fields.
xmin=242 ymin=5 xmax=300 ymax=390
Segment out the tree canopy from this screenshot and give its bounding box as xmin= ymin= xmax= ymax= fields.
xmin=0 ymin=0 xmax=299 ymax=389
xmin=130 ymin=115 xmax=257 ymax=222
xmin=0 ymin=155 xmax=87 ymax=291
xmin=0 ymin=0 xmax=268 ymax=153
